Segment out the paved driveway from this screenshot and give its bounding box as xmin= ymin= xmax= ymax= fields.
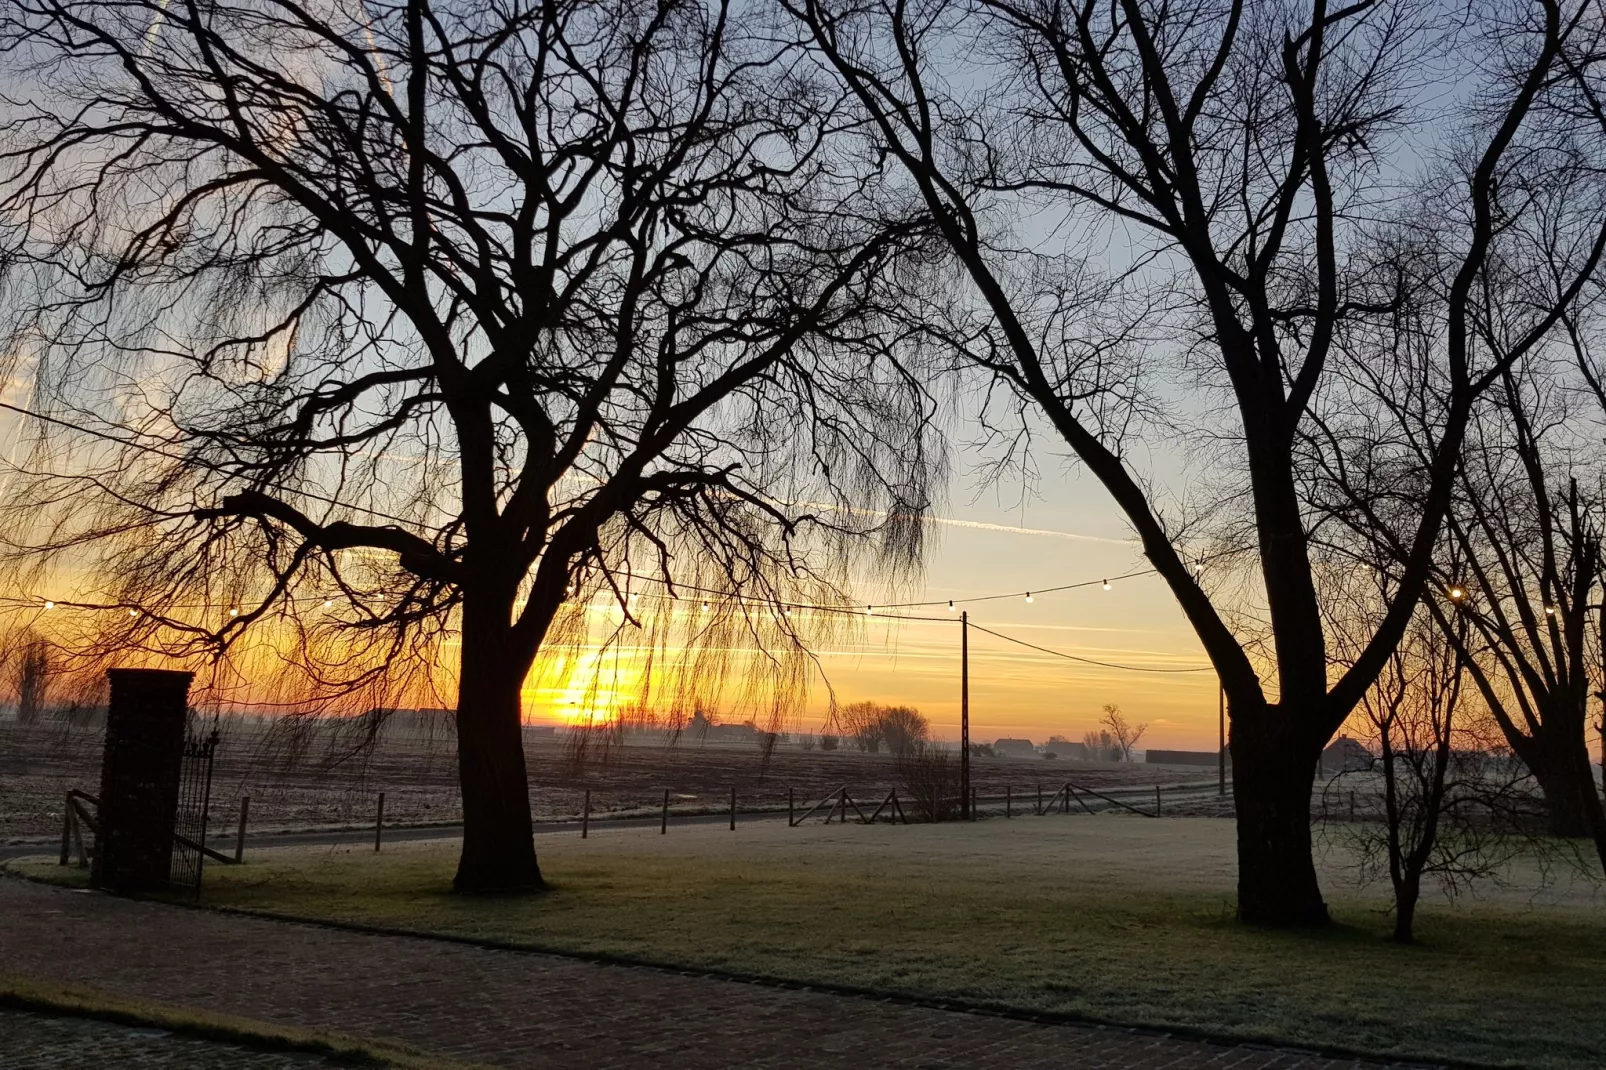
xmin=0 ymin=877 xmax=1432 ymax=1069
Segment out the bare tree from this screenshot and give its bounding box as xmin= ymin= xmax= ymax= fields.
xmin=896 ymin=739 xmax=961 ymax=820
xmin=1434 ymin=385 xmax=1606 ymax=869
xmin=834 ymin=699 xmax=886 ymax=752
xmin=793 ymin=0 xmax=1606 ymax=923
xmin=1099 ymin=703 xmax=1146 ymax=763
xmin=1080 ymin=728 xmax=1116 ymax=762
xmin=1327 ymin=614 xmax=1536 ymax=943
xmin=0 ymin=0 xmax=940 ymax=891
xmin=1311 ymin=259 xmax=1606 ymax=869
xmin=10 ymin=630 xmax=51 ymax=725
xmin=875 ymin=704 xmax=929 ymax=756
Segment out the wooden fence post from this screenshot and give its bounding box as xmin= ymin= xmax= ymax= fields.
xmin=59 ymin=793 xmax=72 ymax=866
xmin=234 ymin=796 xmax=250 ymax=863
xmin=1006 ymin=785 xmax=1012 ymax=819
xmin=788 ymin=786 xmax=794 ymax=827
xmin=1155 ymin=785 xmax=1162 ymax=816
xmin=374 ymin=792 xmax=385 ymax=852
xmin=660 ymin=788 xmax=670 ymax=834
xmin=729 ymin=786 xmax=736 ymax=831
xmin=581 ymin=789 xmax=591 ymax=839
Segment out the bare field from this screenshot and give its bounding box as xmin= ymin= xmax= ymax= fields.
xmin=0 ymin=719 xmax=1203 ymax=843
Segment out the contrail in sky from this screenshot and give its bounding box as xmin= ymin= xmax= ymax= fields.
xmin=924 ymin=515 xmax=1132 ymax=544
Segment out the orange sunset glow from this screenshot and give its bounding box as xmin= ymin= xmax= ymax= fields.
xmin=512 ymin=471 xmax=1220 ymax=748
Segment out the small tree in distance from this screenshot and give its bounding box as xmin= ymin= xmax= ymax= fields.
xmin=11 ymin=631 xmax=51 ymax=725
xmin=835 ymin=701 xmax=885 ymax=753
xmin=877 ymin=705 xmax=930 ymax=757
xmin=1101 ymin=705 xmax=1148 ymax=763
xmin=1081 ymin=729 xmax=1118 ymax=763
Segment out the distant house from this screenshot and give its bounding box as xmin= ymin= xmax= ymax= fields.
xmin=686 ymin=710 xmax=756 ymax=743
xmin=1321 ymin=735 xmax=1372 ymax=773
xmin=1146 ymin=749 xmax=1229 ymax=768
xmin=993 ymin=738 xmax=1036 ymax=759
xmin=710 ymin=720 xmax=758 ymax=742
xmin=1041 ymin=741 xmax=1088 ymax=760
xmin=362 ymin=707 xmax=454 ymax=741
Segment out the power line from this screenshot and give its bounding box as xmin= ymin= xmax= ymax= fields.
xmin=967 ymin=621 xmax=1214 ymax=674
xmin=3 ymin=400 xmax=1233 ymax=671
xmin=0 ymin=400 xmax=421 ymax=528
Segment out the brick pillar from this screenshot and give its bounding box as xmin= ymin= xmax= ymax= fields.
xmin=91 ymin=668 xmax=194 ymax=892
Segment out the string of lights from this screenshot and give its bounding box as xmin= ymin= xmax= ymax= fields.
xmin=2 ymin=398 xmax=1223 ymax=670
xmin=9 ymin=561 xmax=1184 ymax=622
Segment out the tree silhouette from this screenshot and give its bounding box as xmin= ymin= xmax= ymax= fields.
xmin=0 ymin=0 xmax=939 ymax=890
xmin=793 ymin=0 xmax=1606 ymax=924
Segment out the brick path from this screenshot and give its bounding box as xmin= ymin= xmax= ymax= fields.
xmin=1 ymin=1008 xmax=337 ymax=1068
xmin=0 ymin=878 xmax=1432 ymax=1069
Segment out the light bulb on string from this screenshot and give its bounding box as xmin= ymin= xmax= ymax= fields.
xmin=700 ymin=601 xmax=709 ymax=613
xmin=127 ymin=609 xmax=137 ymax=618
xmin=323 ymin=600 xmax=334 ymax=608
xmin=1448 ymin=586 xmax=1466 ymax=602
xmin=1544 ymin=604 xmax=1556 ymax=617
xmin=229 ymin=608 xmax=239 ymax=617
xmin=866 ymin=605 xmax=874 ymax=616
xmin=42 ymin=601 xmax=53 ymax=610
xmin=1025 ymin=592 xmax=1033 ymax=603
xmin=1102 ymin=579 xmax=1111 ymax=591
xmin=947 ymin=600 xmax=955 ymax=612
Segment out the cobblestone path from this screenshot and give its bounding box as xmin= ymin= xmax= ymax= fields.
xmin=1 ymin=1008 xmax=338 ymax=1068
xmin=0 ymin=878 xmax=1434 ymax=1069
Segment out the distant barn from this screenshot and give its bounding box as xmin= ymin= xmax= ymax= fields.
xmin=993 ymin=738 xmax=1037 ymax=759
xmin=1145 ymin=749 xmax=1228 ymax=767
xmin=1320 ymin=735 xmax=1372 ymax=773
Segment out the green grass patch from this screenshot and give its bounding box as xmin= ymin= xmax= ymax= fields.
xmin=12 ymin=817 xmax=1606 ymax=1068
xmin=0 ymin=970 xmax=477 ymax=1068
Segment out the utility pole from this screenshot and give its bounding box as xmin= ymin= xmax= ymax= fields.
xmin=1598 ymin=603 xmax=1606 ymax=800
xmin=961 ymin=610 xmax=971 ymax=820
xmin=1218 ymin=682 xmax=1226 ymax=797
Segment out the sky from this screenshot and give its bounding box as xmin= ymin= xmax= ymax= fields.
xmin=520 ymin=455 xmax=1223 ymax=751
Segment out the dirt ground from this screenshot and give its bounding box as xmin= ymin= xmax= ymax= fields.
xmin=0 ymin=718 xmax=1211 ymax=843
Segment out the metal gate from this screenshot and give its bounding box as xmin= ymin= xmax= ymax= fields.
xmin=170 ymin=728 xmax=219 ymax=897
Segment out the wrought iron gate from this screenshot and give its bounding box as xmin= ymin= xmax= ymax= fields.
xmin=170 ymin=728 xmax=219 ymax=896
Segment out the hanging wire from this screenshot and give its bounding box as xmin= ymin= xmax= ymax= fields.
xmin=3 ymin=399 xmax=1238 ymax=673
xmin=966 ymin=621 xmax=1214 ymax=673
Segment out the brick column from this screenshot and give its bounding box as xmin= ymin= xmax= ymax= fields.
xmin=91 ymin=668 xmax=194 ymax=892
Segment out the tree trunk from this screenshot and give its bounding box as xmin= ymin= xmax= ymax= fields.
xmin=453 ymin=602 xmax=544 ymax=894
xmin=1231 ymin=710 xmax=1329 ymax=926
xmin=1392 ymin=871 xmax=1420 ymax=944
xmin=1527 ymin=735 xmax=1606 ymax=874
xmin=1531 ymin=758 xmax=1598 ymax=838
xmin=1490 ymin=696 xmax=1602 ymax=843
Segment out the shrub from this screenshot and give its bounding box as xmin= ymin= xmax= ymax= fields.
xmin=896 ymin=741 xmax=962 ymax=822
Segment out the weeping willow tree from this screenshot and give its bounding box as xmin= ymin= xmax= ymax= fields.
xmin=0 ymin=0 xmax=942 ymax=891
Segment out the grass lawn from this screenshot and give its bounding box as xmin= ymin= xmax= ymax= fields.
xmin=0 ymin=971 xmax=465 ymax=1068
xmin=15 ymin=815 xmax=1606 ymax=1068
